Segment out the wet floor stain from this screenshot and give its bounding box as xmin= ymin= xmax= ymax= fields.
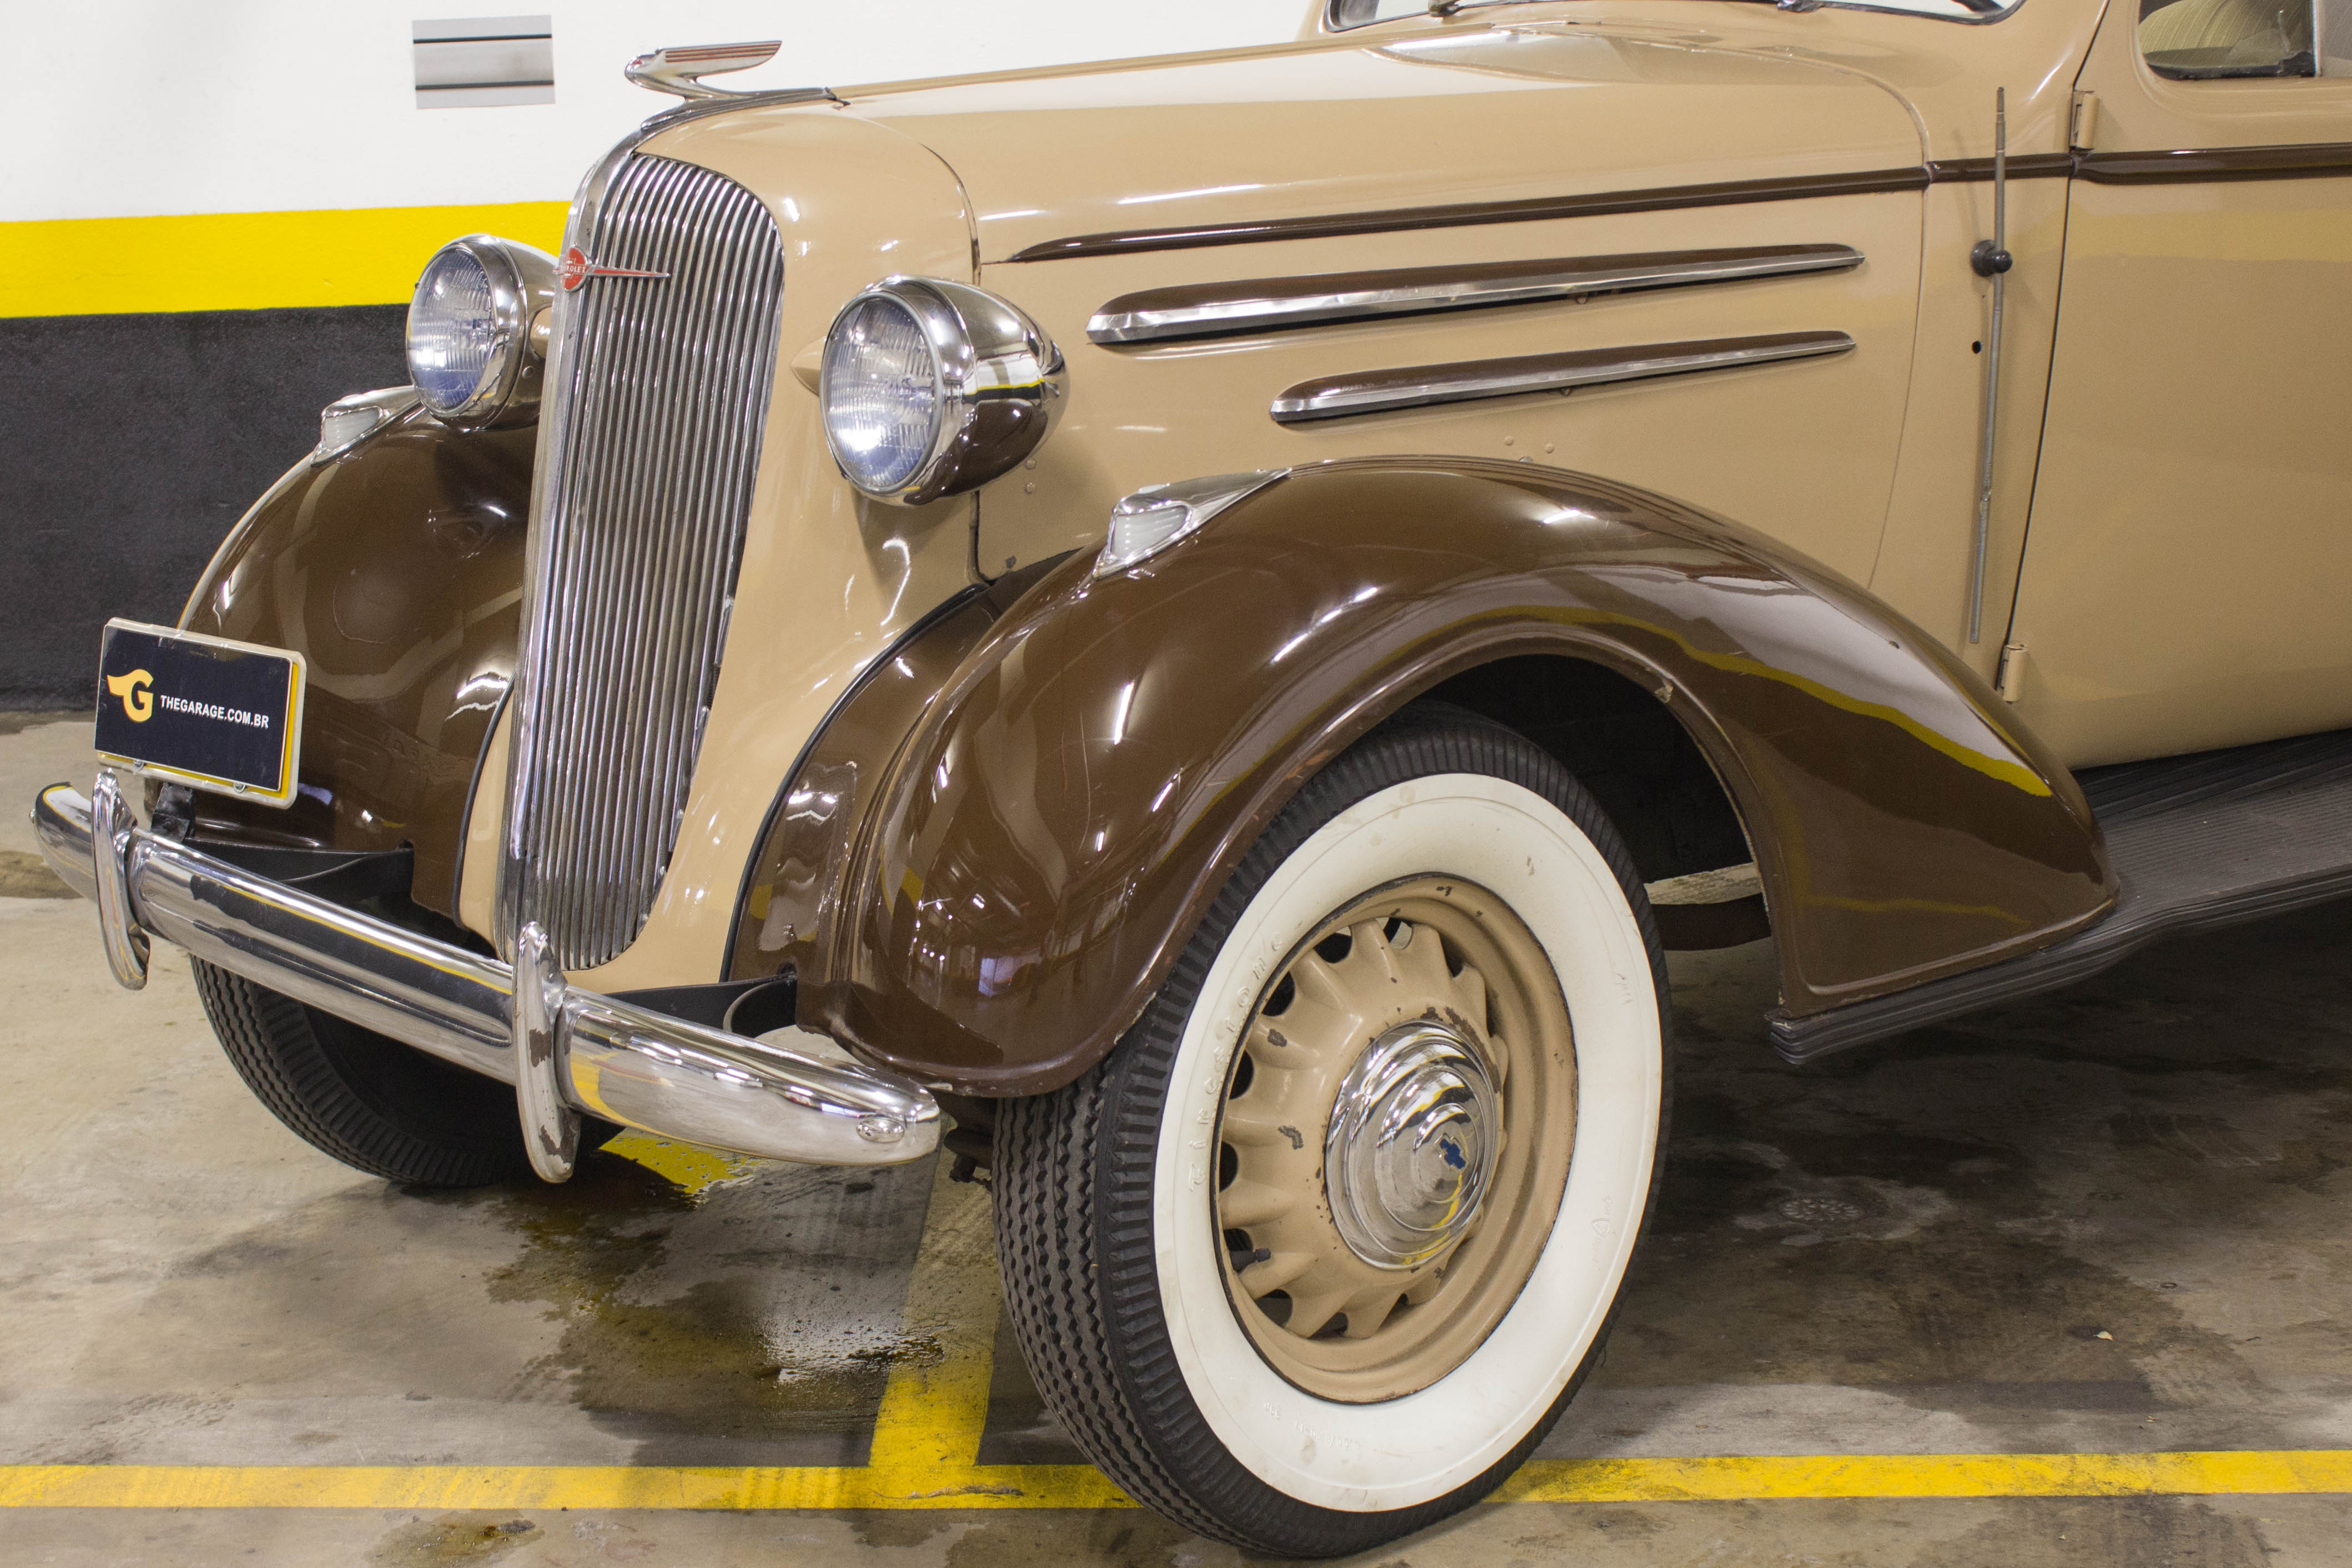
xmin=367 ymin=1512 xmax=541 ymax=1566
xmin=1903 ymin=1496 xmax=2272 ymax=1567
xmin=1569 ymin=904 xmax=2352 ymax=1454
xmin=431 ymin=1146 xmax=939 ymax=1465
xmin=0 ymin=849 xmax=73 ymax=899
xmin=935 ymin=1510 xmax=1198 ymax=1566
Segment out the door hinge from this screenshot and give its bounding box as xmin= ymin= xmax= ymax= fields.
xmin=1996 ymin=642 xmax=2028 ymax=703
xmin=2071 ymin=90 xmax=2099 ymax=151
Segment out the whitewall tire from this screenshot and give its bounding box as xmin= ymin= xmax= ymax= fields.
xmin=993 ymin=703 xmax=1671 ymax=1557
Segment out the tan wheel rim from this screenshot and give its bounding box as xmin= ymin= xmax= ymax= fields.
xmin=1213 ymin=875 xmax=1577 ymax=1403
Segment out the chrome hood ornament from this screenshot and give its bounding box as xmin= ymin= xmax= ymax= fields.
xmin=624 ymin=40 xmax=781 ymax=100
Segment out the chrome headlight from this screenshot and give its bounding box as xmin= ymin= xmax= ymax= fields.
xmin=819 ymin=276 xmax=1065 ymax=506
xmin=405 ymin=235 xmax=556 ymax=429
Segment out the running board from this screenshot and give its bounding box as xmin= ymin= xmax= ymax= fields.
xmin=1769 ymin=728 xmax=2352 ymax=1063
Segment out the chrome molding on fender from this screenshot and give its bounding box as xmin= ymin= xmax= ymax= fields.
xmin=1268 ymin=330 xmax=1856 ymax=424
xmin=1095 ymin=469 xmax=1290 ymax=578
xmin=1089 ymin=244 xmax=1863 ymax=346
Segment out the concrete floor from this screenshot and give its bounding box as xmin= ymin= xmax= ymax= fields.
xmin=5 ymin=710 xmax=2352 ymax=1565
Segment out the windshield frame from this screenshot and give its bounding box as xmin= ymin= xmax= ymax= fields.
xmin=1326 ymin=0 xmax=2024 ymax=31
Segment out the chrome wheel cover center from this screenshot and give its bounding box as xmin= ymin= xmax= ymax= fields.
xmin=1324 ymin=1021 xmax=1500 ymax=1269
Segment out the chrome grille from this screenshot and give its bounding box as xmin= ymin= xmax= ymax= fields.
xmin=508 ymin=154 xmax=784 ymax=970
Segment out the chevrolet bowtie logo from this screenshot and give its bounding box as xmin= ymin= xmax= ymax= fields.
xmin=557 ymin=245 xmax=669 ymax=291
xmin=105 ymin=668 xmax=154 ymax=723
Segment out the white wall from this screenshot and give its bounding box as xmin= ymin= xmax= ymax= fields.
xmin=3 ymin=2 xmax=1314 ymax=222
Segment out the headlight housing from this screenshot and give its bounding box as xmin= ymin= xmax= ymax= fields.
xmin=819 ymin=276 xmax=1066 ymax=506
xmin=405 ymin=235 xmax=556 ymax=429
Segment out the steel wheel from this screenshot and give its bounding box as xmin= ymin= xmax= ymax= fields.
xmin=1215 ymin=876 xmax=1574 ymax=1401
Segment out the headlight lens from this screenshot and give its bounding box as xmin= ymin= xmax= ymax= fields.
xmin=819 ymin=276 xmax=1065 ymax=506
xmin=409 ymin=247 xmax=497 ymax=411
xmin=822 ymin=294 xmax=943 ymax=495
xmin=405 ymin=235 xmax=555 ymax=428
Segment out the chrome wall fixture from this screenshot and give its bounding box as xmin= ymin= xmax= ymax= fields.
xmin=1268 ymin=330 xmax=1856 ymax=423
xmin=1088 ymin=244 xmax=1864 ymax=345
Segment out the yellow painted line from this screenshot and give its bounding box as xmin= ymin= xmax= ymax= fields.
xmin=0 ymin=1464 xmax=1117 ymax=1511
xmin=0 ymin=203 xmax=569 ymax=317
xmin=1498 ymin=1449 xmax=2352 ymax=1503
xmin=601 ymin=1131 xmax=760 ymax=1197
xmin=1 ymin=1451 xmax=2348 ymax=1511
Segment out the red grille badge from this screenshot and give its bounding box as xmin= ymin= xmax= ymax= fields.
xmin=557 ymin=245 xmax=670 ymax=291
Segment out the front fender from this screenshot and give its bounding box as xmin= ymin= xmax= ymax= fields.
xmin=180 ymin=405 xmax=530 ymax=918
xmin=799 ymin=457 xmax=2112 ymax=1096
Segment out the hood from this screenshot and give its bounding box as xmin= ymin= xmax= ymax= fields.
xmin=846 ymin=23 xmax=1925 ymax=265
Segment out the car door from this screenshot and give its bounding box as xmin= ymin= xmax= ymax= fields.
xmin=2003 ymin=0 xmax=2352 ymax=767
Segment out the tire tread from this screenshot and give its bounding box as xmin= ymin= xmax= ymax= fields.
xmin=193 ymin=959 xmax=531 ymax=1187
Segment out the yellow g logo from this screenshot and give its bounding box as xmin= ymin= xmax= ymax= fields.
xmin=106 ymin=669 xmax=154 ymax=723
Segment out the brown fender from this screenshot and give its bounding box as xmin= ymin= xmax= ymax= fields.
xmin=180 ymin=406 xmax=531 ymax=917
xmin=788 ymin=457 xmax=2113 ymax=1096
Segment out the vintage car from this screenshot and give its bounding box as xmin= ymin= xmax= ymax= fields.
xmin=33 ymin=0 xmax=2352 ymax=1551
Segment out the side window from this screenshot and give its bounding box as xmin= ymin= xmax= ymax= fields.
xmin=2137 ymin=0 xmax=2351 ymax=77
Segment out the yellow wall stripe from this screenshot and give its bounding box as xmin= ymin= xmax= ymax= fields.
xmin=1 ymin=1451 xmax=2348 ymax=1511
xmin=0 ymin=204 xmax=570 ymax=319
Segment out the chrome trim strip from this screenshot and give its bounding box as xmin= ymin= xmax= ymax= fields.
xmin=1006 ymin=169 xmax=1927 ymax=264
xmin=1088 ymin=245 xmax=1864 ymax=345
xmin=38 ymin=782 xmax=940 ymax=1169
xmin=1268 ymin=330 xmax=1856 ymax=424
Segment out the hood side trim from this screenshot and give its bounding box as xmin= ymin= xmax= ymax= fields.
xmin=1005 ymin=165 xmax=1928 ymax=264
xmin=1087 ymin=243 xmax=1864 ymax=346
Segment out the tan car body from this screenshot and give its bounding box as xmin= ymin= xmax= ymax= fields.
xmin=184 ymin=0 xmax=2349 ymax=1090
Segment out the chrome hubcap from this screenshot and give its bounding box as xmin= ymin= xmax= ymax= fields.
xmin=1326 ymin=1021 xmax=1499 ymax=1269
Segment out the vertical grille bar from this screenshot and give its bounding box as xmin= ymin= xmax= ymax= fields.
xmin=508 ymin=154 xmax=784 ymax=970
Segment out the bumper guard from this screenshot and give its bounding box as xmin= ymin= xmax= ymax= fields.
xmin=33 ymin=778 xmax=939 ymax=1175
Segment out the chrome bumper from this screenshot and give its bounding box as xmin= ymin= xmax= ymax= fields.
xmin=32 ymin=779 xmax=939 ymax=1174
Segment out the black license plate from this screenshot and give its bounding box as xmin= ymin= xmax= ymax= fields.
xmin=94 ymin=619 xmax=306 ymax=807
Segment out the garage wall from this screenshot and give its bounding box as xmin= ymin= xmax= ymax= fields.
xmin=1 ymin=1 xmax=1310 ymax=707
